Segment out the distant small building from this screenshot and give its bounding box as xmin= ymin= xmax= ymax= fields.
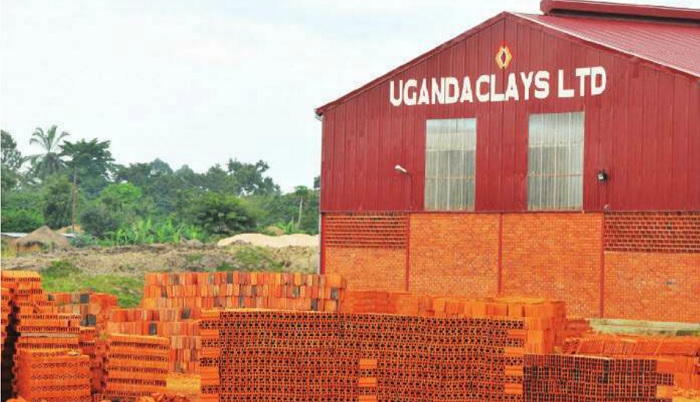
xmin=12 ymin=226 xmax=71 ymax=253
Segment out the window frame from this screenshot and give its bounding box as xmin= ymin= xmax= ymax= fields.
xmin=526 ymin=111 xmax=585 ymax=211
xmin=423 ymin=118 xmax=478 ymax=211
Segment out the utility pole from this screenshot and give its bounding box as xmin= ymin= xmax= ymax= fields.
xmin=71 ymin=165 xmax=77 ymax=233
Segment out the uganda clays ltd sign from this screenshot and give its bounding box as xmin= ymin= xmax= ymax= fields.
xmin=388 ymin=44 xmax=607 ymax=106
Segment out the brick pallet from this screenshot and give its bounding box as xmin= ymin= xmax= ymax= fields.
xmin=1 ymin=288 xmax=10 ymax=354
xmin=1 ymin=271 xmax=95 ymax=402
xmin=342 ymin=292 xmax=590 ymax=353
xmin=563 ymin=335 xmax=700 ymax=391
xmin=524 ymin=354 xmax=674 ymax=401
xmin=48 ymin=292 xmax=118 ymax=331
xmin=1 ymin=271 xmax=46 ymax=401
xmin=200 ymin=309 xmax=529 ymax=402
xmin=106 ymin=271 xmax=347 ymax=374
xmin=102 ymin=334 xmax=169 ymax=401
xmin=13 ymin=349 xmax=92 ymax=402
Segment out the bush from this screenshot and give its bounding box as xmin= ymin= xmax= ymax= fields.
xmin=225 ymin=246 xmax=282 ymax=272
xmin=1 ymin=209 xmax=44 ymax=232
xmin=70 ymin=233 xmax=101 ymax=248
xmin=186 ymin=193 xmax=256 ymax=237
xmin=40 ymin=260 xmax=81 ymax=278
xmin=80 ymin=204 xmax=121 ymax=238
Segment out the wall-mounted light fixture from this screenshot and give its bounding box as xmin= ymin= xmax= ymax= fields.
xmin=394 ymin=164 xmax=409 ymax=175
xmin=597 ymin=170 xmax=609 ymax=182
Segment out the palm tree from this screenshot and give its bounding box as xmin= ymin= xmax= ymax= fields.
xmin=29 ymin=125 xmax=69 ymax=179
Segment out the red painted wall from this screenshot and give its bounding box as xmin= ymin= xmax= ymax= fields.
xmin=320 ymin=13 xmax=700 ymax=212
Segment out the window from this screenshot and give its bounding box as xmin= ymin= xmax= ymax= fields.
xmin=527 ymin=112 xmax=584 ymax=210
xmin=424 ymin=118 xmax=477 ymax=211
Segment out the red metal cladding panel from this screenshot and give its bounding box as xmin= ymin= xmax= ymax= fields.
xmin=319 ymin=12 xmax=700 ymax=213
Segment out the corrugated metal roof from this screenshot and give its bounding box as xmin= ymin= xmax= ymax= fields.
xmin=517 ymin=13 xmax=700 ymax=78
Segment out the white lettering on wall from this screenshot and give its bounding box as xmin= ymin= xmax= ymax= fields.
xmin=388 ymin=66 xmax=607 ymax=106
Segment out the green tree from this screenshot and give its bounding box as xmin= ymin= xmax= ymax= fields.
xmin=80 ymin=204 xmax=120 ymax=238
xmin=80 ymin=183 xmax=146 ymax=238
xmin=28 ymin=125 xmax=69 ymax=180
xmin=43 ymin=175 xmax=73 ymax=229
xmin=293 ymin=185 xmax=311 ymax=228
xmin=2 ymin=130 xmax=24 ymax=171
xmin=115 ymin=159 xmax=184 ymax=215
xmin=98 ymin=183 xmax=143 ymax=212
xmin=61 ymin=138 xmax=115 ymax=197
xmin=186 ymin=192 xmax=256 ymax=237
xmin=0 ymin=191 xmax=45 ymax=232
xmin=1 ymin=130 xmax=25 ymax=191
xmin=226 ymin=159 xmax=280 ymax=196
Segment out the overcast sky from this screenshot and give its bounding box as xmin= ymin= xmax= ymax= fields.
xmin=1 ymin=0 xmax=697 ymax=191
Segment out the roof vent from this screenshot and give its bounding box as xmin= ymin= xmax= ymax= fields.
xmin=541 ymin=0 xmax=700 ymax=23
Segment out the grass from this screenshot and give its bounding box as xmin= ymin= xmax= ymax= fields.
xmin=1 ymin=239 xmax=17 ymax=259
xmin=40 ymin=260 xmax=144 ymax=308
xmin=218 ymin=246 xmax=283 ymax=272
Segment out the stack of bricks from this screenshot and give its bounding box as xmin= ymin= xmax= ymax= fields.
xmin=200 ymin=309 xmax=529 ymax=401
xmin=0 ymin=271 xmax=95 ymax=402
xmin=1 ymin=271 xmax=52 ymax=399
xmin=1 ymin=287 xmax=10 ymax=353
xmin=11 ymin=310 xmax=88 ymax=400
xmin=101 ymin=333 xmax=169 ymax=401
xmin=562 ymin=335 xmax=700 ymax=391
xmin=107 ymin=308 xmax=201 ymax=373
xmin=48 ymin=292 xmax=118 ymax=331
xmin=523 ymin=354 xmax=674 ymax=401
xmin=342 ymin=292 xmax=588 ymax=354
xmin=79 ymin=326 xmax=102 ymax=392
xmin=141 ymin=272 xmax=346 ymax=312
xmin=13 ymin=348 xmax=92 ymax=402
xmin=105 ymin=271 xmax=347 ymax=374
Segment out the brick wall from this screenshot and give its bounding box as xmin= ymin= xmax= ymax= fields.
xmin=501 ymin=213 xmax=602 ymax=318
xmin=322 ymin=211 xmax=700 ymax=322
xmin=325 ymin=248 xmax=406 ymax=291
xmin=408 ymin=213 xmax=499 ymax=297
xmin=604 ymin=211 xmax=700 ymax=253
xmin=605 ymin=252 xmax=700 ymax=322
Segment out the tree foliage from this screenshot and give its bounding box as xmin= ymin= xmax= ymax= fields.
xmin=1 ymin=131 xmax=25 ymax=191
xmin=61 ymin=138 xmax=115 ymax=197
xmin=42 ymin=175 xmax=73 ymax=229
xmin=29 ymin=126 xmax=69 ymax=180
xmin=1 ymin=123 xmax=319 ymax=240
xmin=184 ymin=192 xmax=256 ymax=237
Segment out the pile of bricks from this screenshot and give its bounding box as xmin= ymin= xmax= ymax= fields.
xmin=523 ymin=354 xmax=674 ymax=401
xmin=563 ymin=335 xmax=700 ymax=391
xmin=106 ymin=271 xmax=347 ymax=374
xmin=1 ymin=287 xmax=10 ymax=353
xmin=141 ymin=272 xmax=347 ymax=311
xmin=13 ymin=348 xmax=92 ymax=402
xmin=342 ymin=292 xmax=589 ymax=353
xmin=200 ymin=309 xmax=529 ymax=401
xmin=49 ymin=292 xmax=118 ymax=331
xmin=1 ymin=270 xmax=95 ymax=402
xmin=101 ymin=334 xmax=169 ymax=401
xmin=107 ymin=308 xmax=201 ymax=373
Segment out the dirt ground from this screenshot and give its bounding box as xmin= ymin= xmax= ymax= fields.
xmin=1 ymin=243 xmax=319 ymax=276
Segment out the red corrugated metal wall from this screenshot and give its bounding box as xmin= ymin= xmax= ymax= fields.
xmin=320 ymin=13 xmax=700 ymax=212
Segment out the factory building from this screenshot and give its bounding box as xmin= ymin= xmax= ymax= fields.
xmin=315 ymin=0 xmax=700 ymax=322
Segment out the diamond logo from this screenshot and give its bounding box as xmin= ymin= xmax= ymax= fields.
xmin=495 ymin=45 xmax=513 ymax=69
